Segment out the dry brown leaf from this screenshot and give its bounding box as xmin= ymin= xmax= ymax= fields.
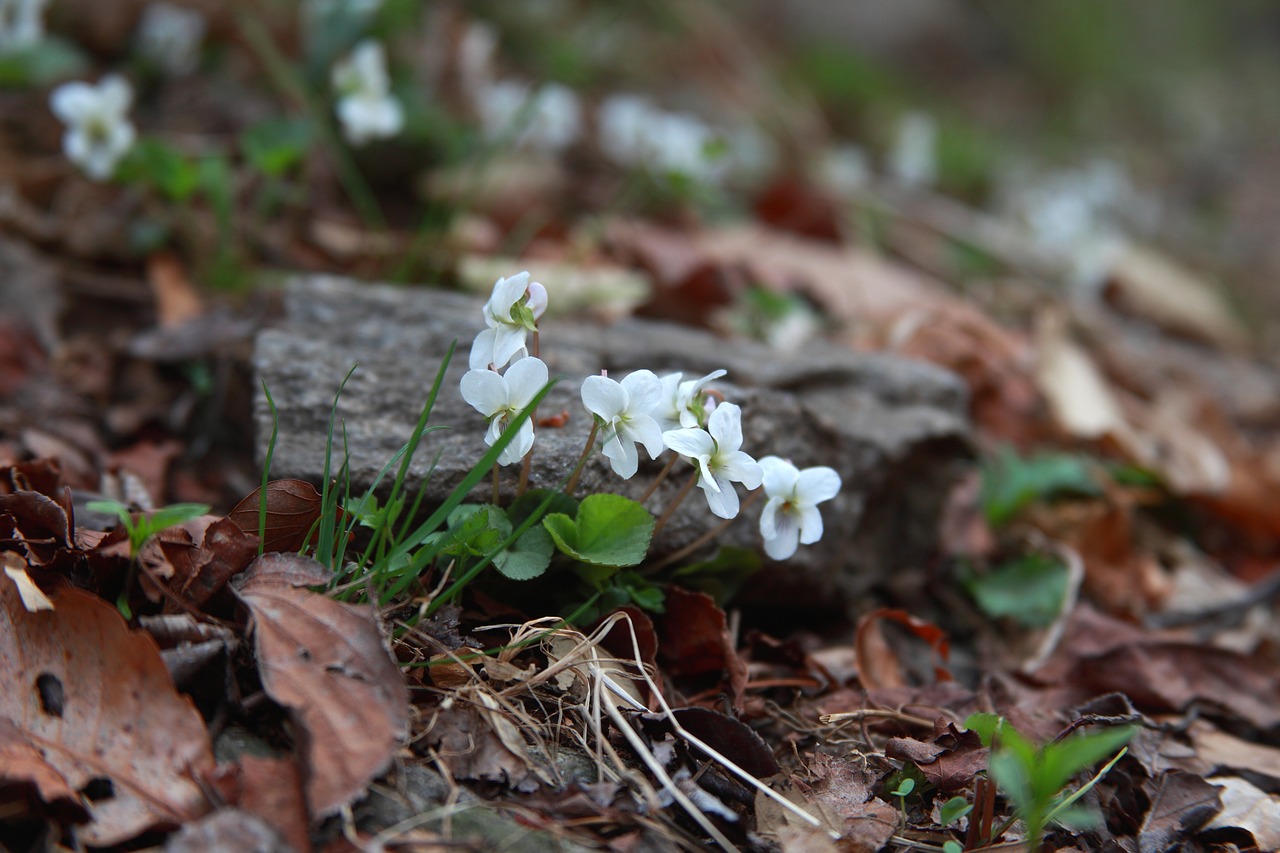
xmin=0 ymin=717 xmax=88 ymax=824
xmin=146 ymin=252 xmax=204 ymax=329
xmin=422 ymin=698 xmax=539 ymax=790
xmin=228 ymin=480 xmax=324 ymax=554
xmin=1187 ymin=720 xmax=1280 ymax=782
xmin=1034 ymin=310 xmax=1125 ymax=440
xmin=1105 ymin=245 xmax=1249 ymax=350
xmin=656 ymin=586 xmax=748 ymax=707
xmin=1137 ymin=770 xmax=1221 ymax=853
xmin=1205 ymin=776 xmax=1280 ymax=850
xmin=0 ymin=583 xmax=214 ymax=845
xmin=233 ymin=553 xmax=409 ymax=816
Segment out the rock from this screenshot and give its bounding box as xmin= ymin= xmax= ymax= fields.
xmin=253 ymin=276 xmax=971 ymax=613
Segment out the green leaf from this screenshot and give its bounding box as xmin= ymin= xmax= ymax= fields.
xmin=241 ymin=117 xmax=312 ymax=177
xmin=943 ymin=842 xmax=964 ymax=853
xmin=1048 ymin=804 xmax=1103 ymax=830
xmin=980 ymin=447 xmax=1100 ymax=528
xmin=543 ymin=493 xmax=654 ymax=567
xmin=962 ymin=553 xmax=1069 ymax=628
xmin=939 ymin=796 xmax=973 ymax=827
xmin=964 ymin=712 xmax=1004 ymax=747
xmin=117 ymin=139 xmax=201 ymax=202
xmin=493 ymin=524 xmax=553 ymax=581
xmin=619 ymin=571 xmax=665 ymax=613
xmin=0 ymin=37 xmax=87 ymax=86
xmin=670 ymin=547 xmax=761 ymax=605
xmin=507 ymin=488 xmax=578 ymax=528
xmin=145 ymin=503 xmax=212 ymax=532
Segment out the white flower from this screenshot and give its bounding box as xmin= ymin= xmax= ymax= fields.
xmin=332 ymin=39 xmax=403 ymax=145
xmin=888 ymin=111 xmax=936 ymax=189
xmin=136 ymin=2 xmax=206 ymax=75
xmin=468 ymin=270 xmax=548 ymax=370
xmin=758 ymin=457 xmax=841 ymax=560
xmin=655 ymin=369 xmax=725 ymax=433
xmin=581 ymin=370 xmax=664 ymax=479
xmin=49 ymin=75 xmax=136 ymax=181
xmin=598 ymin=94 xmax=726 ymax=183
xmin=460 ymin=357 xmax=548 ymax=466
xmin=477 ymin=80 xmax=582 ymax=153
xmin=0 ymin=0 xmax=48 ymax=51
xmin=662 ymin=403 xmax=762 ymax=519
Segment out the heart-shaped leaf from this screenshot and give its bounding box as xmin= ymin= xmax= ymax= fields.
xmin=543 ymin=493 xmax=653 ymax=567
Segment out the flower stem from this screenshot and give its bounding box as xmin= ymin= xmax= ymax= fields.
xmin=652 ymin=468 xmax=699 ymax=538
xmin=517 ymin=329 xmax=541 ymax=498
xmin=649 ymin=487 xmax=762 ymax=572
xmin=640 ymin=453 xmax=678 ymax=504
xmin=564 ymin=421 xmax=599 ymax=497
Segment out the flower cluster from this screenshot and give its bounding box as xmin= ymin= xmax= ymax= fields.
xmin=331 ymin=39 xmax=403 ymax=146
xmin=460 ymin=271 xmax=550 ymax=466
xmin=460 ymin=273 xmax=841 ymax=560
xmin=49 ymin=75 xmax=136 ymax=181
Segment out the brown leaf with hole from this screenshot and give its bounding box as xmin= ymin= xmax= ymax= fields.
xmin=233 ymin=553 xmax=409 ymax=816
xmin=885 ymin=720 xmax=987 ymax=792
xmin=0 ymin=717 xmax=89 ymax=825
xmin=228 ymin=480 xmax=324 ymax=553
xmin=0 ymin=582 xmax=214 ymax=845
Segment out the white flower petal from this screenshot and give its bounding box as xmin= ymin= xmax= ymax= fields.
xmin=759 ymin=498 xmax=782 ymax=540
xmin=489 ymin=271 xmax=531 ymax=319
xmin=796 ymin=466 xmax=842 ymax=504
xmin=460 ymin=369 xmax=509 ymax=417
xmin=624 ymin=415 xmax=665 ymax=460
xmin=602 ymin=432 xmax=640 ymax=479
xmin=581 ymin=375 xmax=626 ymax=421
xmin=703 ymin=477 xmax=739 ymax=519
xmin=620 ymin=369 xmax=661 ymax=414
xmin=526 ymin=282 xmax=548 ymax=319
xmin=718 ymin=450 xmax=762 ymax=490
xmin=503 ymin=356 xmax=549 ymax=408
xmin=497 ymin=418 xmax=535 ymax=466
xmin=759 ymin=456 xmax=800 ymax=499
xmin=663 ymin=427 xmax=713 ymax=459
xmin=469 ymin=328 xmax=499 ymax=369
xmin=490 ymin=323 xmax=529 ymax=370
xmin=797 ymin=505 xmax=824 ymax=545
xmin=763 ymin=516 xmax=800 ymax=560
xmin=50 ymin=82 xmax=96 ymax=123
xmin=708 ymin=402 xmax=744 ymax=453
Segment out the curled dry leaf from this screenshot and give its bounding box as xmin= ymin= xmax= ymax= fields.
xmin=233 ymin=553 xmax=409 ymax=816
xmin=854 ymin=608 xmax=951 ymax=690
xmin=0 ymin=582 xmax=214 ymax=846
xmin=228 ymin=479 xmax=324 ymax=554
xmin=656 ymin=586 xmax=748 ymax=707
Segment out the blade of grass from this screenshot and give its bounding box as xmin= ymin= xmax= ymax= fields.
xmin=315 ymin=364 xmax=358 ymax=568
xmin=257 ymin=378 xmax=279 ymax=557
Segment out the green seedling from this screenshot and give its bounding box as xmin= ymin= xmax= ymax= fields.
xmin=967 ymin=714 xmax=1134 ymax=851
xmin=980 ymin=447 xmax=1101 ymax=528
xmin=86 ymin=499 xmax=211 ymax=618
xmin=962 ymin=552 xmax=1070 ymax=628
xmin=890 ymin=775 xmax=916 ymax=822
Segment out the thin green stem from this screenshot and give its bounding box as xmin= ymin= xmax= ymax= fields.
xmin=640 ymin=453 xmax=678 ymax=504
xmin=564 ymin=421 xmax=599 ymax=497
xmin=652 ymin=468 xmax=698 ymax=538
xmin=517 ymin=330 xmax=541 ymax=498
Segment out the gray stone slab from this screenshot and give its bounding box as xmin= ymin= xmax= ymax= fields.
xmin=253 ymin=276 xmax=972 ymax=609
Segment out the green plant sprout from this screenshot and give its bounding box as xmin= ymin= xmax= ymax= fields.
xmin=966 ymin=713 xmax=1134 ymax=851
xmin=85 ymin=499 xmax=210 ymax=618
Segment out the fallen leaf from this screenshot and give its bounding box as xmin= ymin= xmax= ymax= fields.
xmin=886 ymin=720 xmax=988 ymax=792
xmin=228 ymin=480 xmax=324 ymax=554
xmin=1034 ymin=309 xmax=1125 ymax=440
xmin=233 ymin=553 xmax=409 ymax=816
xmin=656 ymin=586 xmax=748 ymax=707
xmin=421 ymin=697 xmax=539 ymax=790
xmin=1187 ymin=720 xmax=1280 ymax=783
xmin=146 ymin=251 xmax=204 ymax=329
xmin=637 ymin=707 xmax=780 ymax=779
xmin=205 ymin=755 xmax=311 ymax=853
xmin=1205 ymin=776 xmax=1280 ymax=850
xmin=1105 ymin=244 xmax=1249 ymax=350
xmin=0 ymin=717 xmax=89 ymax=825
xmin=855 ymin=608 xmax=952 ymax=689
xmin=1136 ymin=769 xmax=1221 ymax=851
xmin=3 ymin=551 xmax=54 ymax=611
xmin=0 ymin=583 xmax=214 ymax=845
xmin=160 ymin=808 xmax=291 ymax=853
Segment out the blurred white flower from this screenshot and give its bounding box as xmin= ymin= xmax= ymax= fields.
xmin=49 ymin=75 xmax=136 ymax=180
xmin=0 ymin=0 xmax=48 ymax=51
xmin=136 ymin=2 xmax=206 ymax=75
xmin=469 ymin=270 xmax=548 ymax=370
xmin=581 ymin=370 xmax=664 ymax=479
xmin=460 ymin=356 xmax=549 ymax=466
xmin=662 ymin=403 xmax=762 ymax=520
xmin=332 ymin=39 xmax=403 ymax=145
xmin=598 ymin=94 xmax=727 ymax=183
xmin=816 ymin=143 xmax=871 ymax=196
xmin=888 ymin=111 xmax=936 ymax=189
xmin=655 ymin=369 xmax=725 ymax=433
xmin=477 ymin=79 xmax=582 ymax=153
xmin=757 ymin=456 xmax=841 ymax=560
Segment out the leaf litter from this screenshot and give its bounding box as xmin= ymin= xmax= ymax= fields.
xmin=7 ymin=7 xmax=1280 ymax=852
